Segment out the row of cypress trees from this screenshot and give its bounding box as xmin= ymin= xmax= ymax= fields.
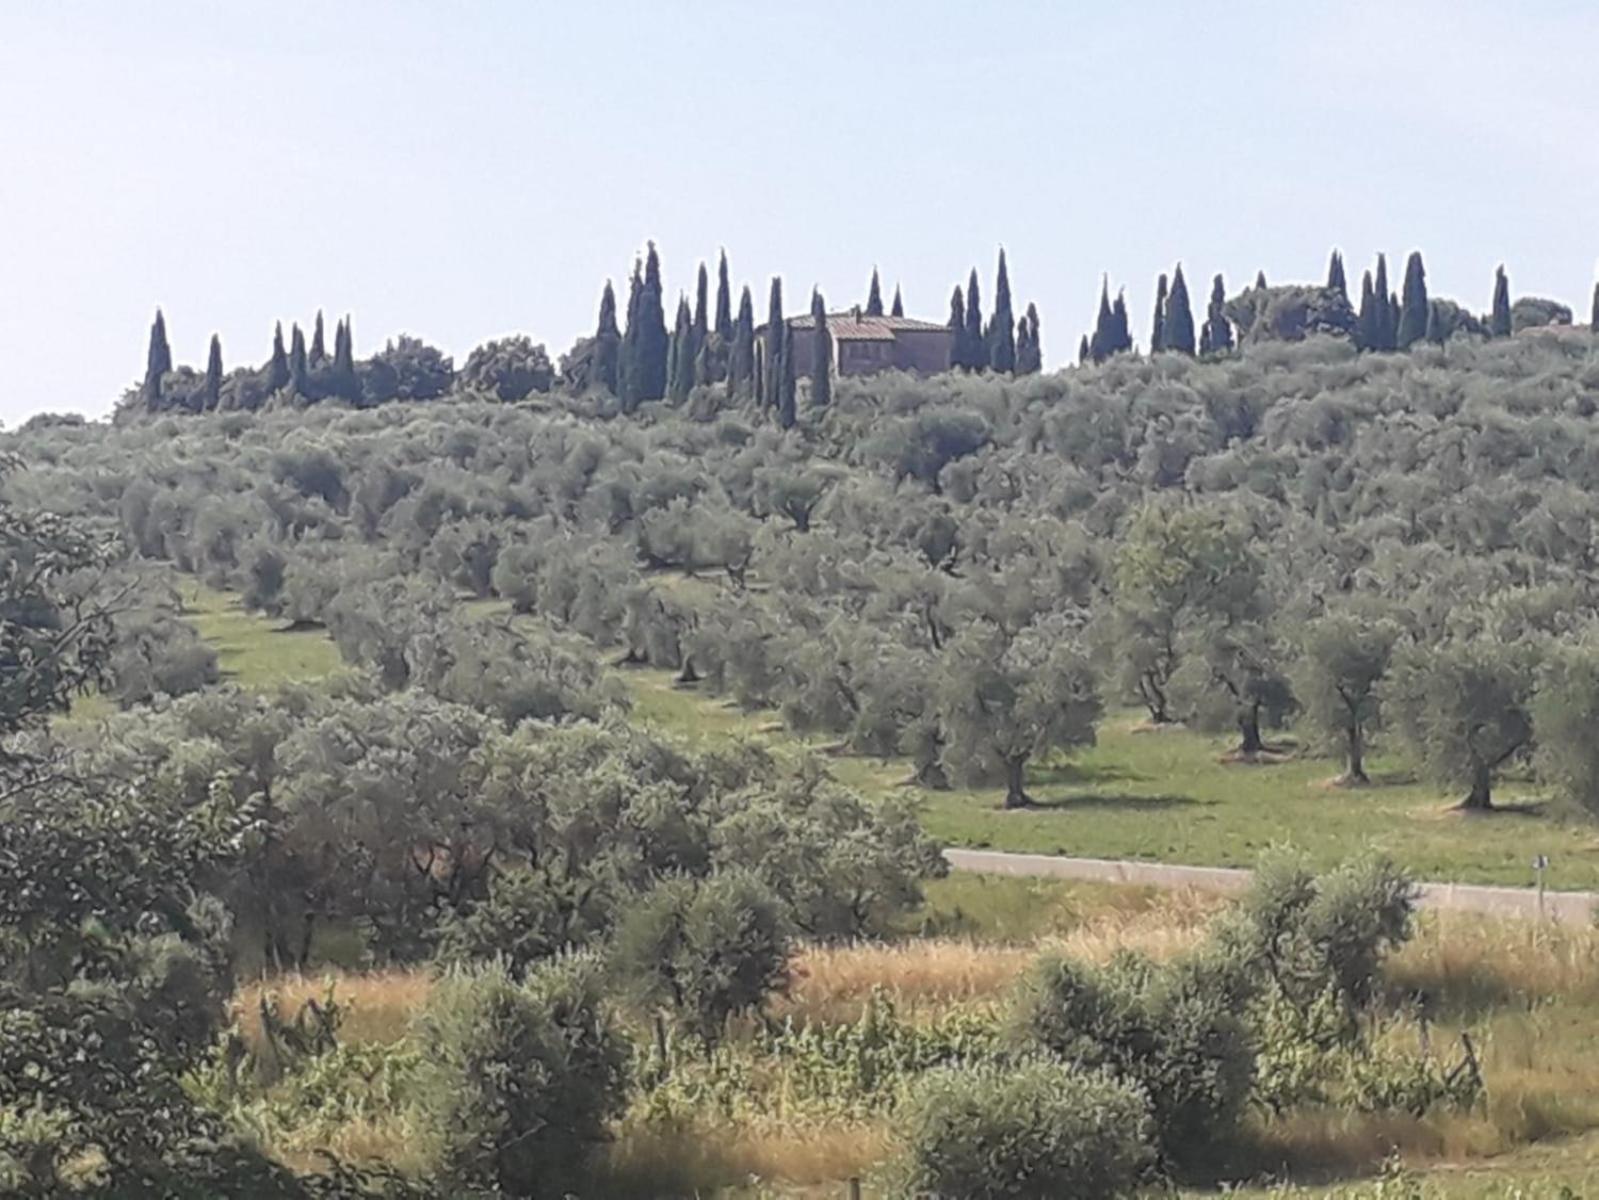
xmin=141 ymin=309 xmax=356 ymax=410
xmin=944 ymin=250 xmax=1043 ymax=376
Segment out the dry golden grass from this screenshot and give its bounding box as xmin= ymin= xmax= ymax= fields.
xmin=232 ymin=969 xmax=433 ymax=1054
xmin=777 ymin=940 xmax=1033 ymax=1025
xmin=1389 ymin=911 xmax=1599 ymax=1014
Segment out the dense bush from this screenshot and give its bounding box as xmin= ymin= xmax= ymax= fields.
xmin=1011 ymin=949 xmax=1254 ymax=1163
xmin=898 ymin=1060 xmax=1156 ymax=1200
xmin=460 ymin=335 xmax=556 ymax=401
xmin=410 ymin=957 xmax=626 ymax=1197
xmin=610 ymin=871 xmax=790 ymax=1044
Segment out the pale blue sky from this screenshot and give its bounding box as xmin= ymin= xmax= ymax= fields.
xmin=3 ymin=1 xmax=1597 ymax=423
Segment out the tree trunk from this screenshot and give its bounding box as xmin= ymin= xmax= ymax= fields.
xmin=1460 ymin=760 xmax=1493 ymax=811
xmin=676 ymin=656 xmax=699 ymax=685
xmin=1002 ymin=757 xmax=1031 ymax=809
xmin=1343 ymin=723 xmax=1369 ymax=785
xmin=1237 ymin=702 xmax=1264 ymax=756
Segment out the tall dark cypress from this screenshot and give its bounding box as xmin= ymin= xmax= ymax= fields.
xmin=1200 ymin=274 xmax=1233 ymax=355
xmin=1089 ymin=279 xmax=1114 ymax=363
xmin=204 ymin=334 xmax=224 ymax=411
xmin=310 ymin=310 xmax=327 ymax=366
xmin=1111 ymin=291 xmax=1132 ymax=355
xmin=1372 ymin=254 xmax=1393 ymax=351
xmin=289 ymin=324 xmax=309 ymax=394
xmin=1357 ymin=270 xmax=1378 ymax=349
xmin=1592 ymin=281 xmax=1599 ymax=333
xmin=142 ymin=308 xmax=172 ymax=405
xmin=1150 ymin=273 xmax=1169 ymax=353
xmin=693 ymin=264 xmax=710 ymax=345
xmin=1016 ymin=302 xmax=1042 ymax=375
xmin=333 ymin=316 xmax=358 ymax=400
xmin=890 ymin=285 xmax=904 ymax=318
xmin=593 ymin=280 xmax=622 ymax=395
xmin=947 ymin=286 xmax=966 ymax=370
xmin=1396 ymin=251 xmax=1429 ymax=349
xmin=763 ymin=277 xmax=785 ymax=410
xmin=618 ymin=258 xmax=644 ymax=407
xmin=1327 ymin=250 xmax=1347 ymax=300
xmin=1078 ymin=333 xmax=1090 ymax=365
xmin=865 ymin=268 xmax=885 ymax=317
xmin=1164 ymin=265 xmax=1196 ymax=356
xmin=1490 ymin=266 xmax=1512 ymax=339
xmin=714 ymin=251 xmax=733 ymax=339
xmin=668 ymin=295 xmax=694 ymax=404
xmin=777 ymin=329 xmax=797 ymax=430
xmin=1389 ymin=291 xmax=1401 ymax=348
xmin=963 ymin=269 xmax=983 ymax=370
xmin=1254 ymin=270 xmax=1268 ymax=290
xmin=637 ymin=243 xmax=669 ymax=403
xmin=267 ymin=321 xmax=291 ymax=391
xmin=1425 ymin=300 xmax=1443 ymax=345
xmin=987 ymin=248 xmax=1015 ymax=372
xmin=729 ymin=285 xmax=756 ymax=399
xmin=810 ymin=289 xmax=833 ymax=408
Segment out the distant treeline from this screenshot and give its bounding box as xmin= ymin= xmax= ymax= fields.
xmin=127 ymin=243 xmax=1599 ymax=422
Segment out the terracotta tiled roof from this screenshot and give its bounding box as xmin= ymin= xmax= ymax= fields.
xmin=780 ymin=312 xmax=949 ymax=340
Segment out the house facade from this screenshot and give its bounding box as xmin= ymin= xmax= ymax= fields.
xmin=760 ymin=309 xmax=953 ymax=380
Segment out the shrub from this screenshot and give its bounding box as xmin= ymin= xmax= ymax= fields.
xmin=410 ymin=956 xmax=626 ymax=1197
xmin=898 ymin=1060 xmax=1156 ymax=1200
xmin=609 ymin=872 xmax=790 ymax=1045
xmin=460 ymin=335 xmax=555 ymax=402
xmin=1010 ymin=950 xmax=1254 ymax=1164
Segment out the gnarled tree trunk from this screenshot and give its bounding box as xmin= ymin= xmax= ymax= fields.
xmin=1003 ymin=756 xmax=1031 ymax=809
xmin=1237 ymin=700 xmax=1265 ymax=756
xmin=1342 ymin=723 xmax=1369 ymax=786
xmin=1460 ymin=760 xmax=1493 ymax=811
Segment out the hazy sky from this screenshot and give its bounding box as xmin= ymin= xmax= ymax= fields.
xmin=3 ymin=0 xmax=1597 ymax=424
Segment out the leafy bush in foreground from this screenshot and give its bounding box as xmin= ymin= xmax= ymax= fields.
xmin=898 ymin=1060 xmax=1155 ymax=1200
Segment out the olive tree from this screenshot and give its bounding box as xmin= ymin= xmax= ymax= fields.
xmin=1389 ymin=637 xmax=1538 ymax=810
xmin=1291 ymin=608 xmax=1400 ymax=785
xmin=935 ymin=614 xmax=1101 ymax=808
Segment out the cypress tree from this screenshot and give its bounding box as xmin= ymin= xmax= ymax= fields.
xmin=1078 ymin=333 xmax=1090 ymax=365
xmin=1372 ymin=254 xmax=1393 ymax=351
xmin=1150 ymin=273 xmax=1169 ymax=353
xmin=668 ymin=295 xmax=694 ymax=404
xmin=1357 ymin=270 xmax=1378 ymax=349
xmin=963 ymin=269 xmax=983 ymax=370
xmin=714 ymin=251 xmax=733 ymax=339
xmin=310 ymin=310 xmax=327 ymax=366
xmin=1111 ymin=291 xmax=1132 ymax=355
xmin=865 ymin=268 xmax=885 ymax=317
xmin=1089 ymin=278 xmax=1114 ymax=363
xmin=1016 ymin=302 xmax=1042 ymax=374
xmin=1389 ymin=291 xmax=1401 ymax=348
xmin=987 ymin=248 xmax=1015 ymax=372
xmin=592 ymin=280 xmax=622 ymax=395
xmin=1490 ymin=266 xmax=1512 ymax=338
xmin=763 ymin=277 xmax=785 ymax=410
xmin=637 ymin=243 xmax=669 ymax=403
xmin=693 ymin=263 xmax=709 ymax=355
xmin=204 ymin=334 xmax=224 ymax=410
xmin=618 ymin=258 xmax=644 ymax=408
xmin=1327 ymin=250 xmax=1347 ymax=300
xmin=729 ymin=285 xmax=756 ymax=399
xmin=267 ymin=321 xmax=290 ymax=391
xmin=947 ymin=286 xmax=966 ymax=370
xmin=141 ymin=308 xmax=172 ymax=405
xmin=890 ymin=285 xmax=904 ymax=318
xmin=289 ymin=323 xmax=309 ymax=394
xmin=333 ymin=316 xmax=358 ymax=400
xmin=1592 ymin=280 xmax=1598 ymax=333
xmin=1200 ymin=274 xmax=1233 ymax=355
xmin=1396 ymin=251 xmax=1429 ymax=349
xmin=1164 ymin=265 xmax=1196 ymax=356
xmin=777 ymin=328 xmax=797 ymax=430
xmin=810 ymin=289 xmax=833 ymax=408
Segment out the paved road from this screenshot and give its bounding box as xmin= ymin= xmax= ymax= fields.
xmin=944 ymin=848 xmax=1598 ymax=924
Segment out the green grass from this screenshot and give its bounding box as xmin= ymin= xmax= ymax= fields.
xmin=147 ymin=587 xmax=1599 ymax=892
